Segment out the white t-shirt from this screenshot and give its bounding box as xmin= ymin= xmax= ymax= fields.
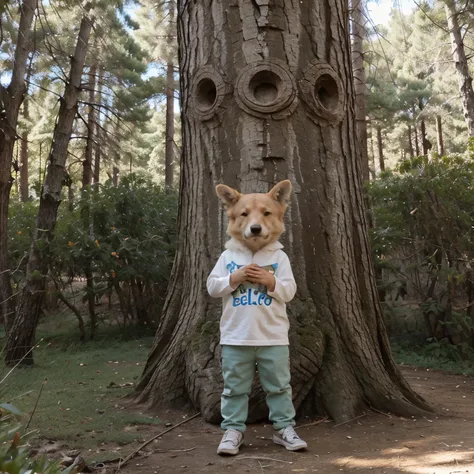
xmin=207 ymin=239 xmax=296 ymax=346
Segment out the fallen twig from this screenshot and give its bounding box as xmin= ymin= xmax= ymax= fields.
xmin=298 ymin=417 xmax=329 ymax=429
xmin=25 ymin=378 xmax=47 ymax=431
xmin=234 ymin=455 xmax=293 ymax=464
xmin=154 ymin=447 xmax=196 ymax=453
xmin=116 ymin=412 xmax=201 ymax=471
xmin=333 ymin=413 xmax=367 ymax=428
xmin=91 ymin=457 xmax=123 ymax=468
xmin=370 ymin=406 xmax=392 ymax=418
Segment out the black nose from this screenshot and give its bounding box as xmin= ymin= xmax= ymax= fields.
xmin=250 ymin=225 xmax=262 ymax=235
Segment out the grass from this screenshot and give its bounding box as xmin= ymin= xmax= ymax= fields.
xmin=1 ymin=315 xmax=159 ymax=461
xmin=5 ymin=303 xmax=474 ymax=465
xmin=392 ymin=340 xmax=474 ymax=377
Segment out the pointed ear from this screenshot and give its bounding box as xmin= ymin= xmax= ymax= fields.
xmin=216 ymin=184 xmax=241 ymax=208
xmin=268 ymin=180 xmax=292 ymax=204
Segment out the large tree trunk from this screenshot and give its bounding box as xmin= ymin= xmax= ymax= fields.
xmin=445 ymin=0 xmax=474 ymax=136
xmin=0 ymin=0 xmax=37 ymax=333
xmin=376 ymin=125 xmax=385 ymax=172
xmin=5 ymin=15 xmax=93 ymax=366
xmin=436 ymin=115 xmax=445 ymax=156
xmin=351 ymin=0 xmax=369 ymax=183
xmin=135 ymin=0 xmax=432 ymax=423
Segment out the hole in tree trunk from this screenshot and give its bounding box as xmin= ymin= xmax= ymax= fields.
xmin=196 ymin=78 xmax=217 ymax=110
xmin=249 ymin=71 xmax=281 ymax=105
xmin=315 ymin=74 xmax=339 ymax=111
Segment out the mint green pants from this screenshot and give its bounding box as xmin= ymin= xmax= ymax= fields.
xmin=221 ymin=345 xmax=296 ymax=432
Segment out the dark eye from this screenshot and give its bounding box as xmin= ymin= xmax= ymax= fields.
xmin=241 ymin=212 xmax=248 ymax=217
xmin=264 ymin=211 xmax=271 ymax=216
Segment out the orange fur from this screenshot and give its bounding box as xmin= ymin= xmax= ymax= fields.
xmin=216 ymin=180 xmax=292 ymax=252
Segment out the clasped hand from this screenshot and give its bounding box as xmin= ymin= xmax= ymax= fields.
xmin=230 ymin=264 xmax=276 ymax=292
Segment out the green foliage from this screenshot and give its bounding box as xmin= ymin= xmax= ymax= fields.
xmin=422 ymin=337 xmax=474 ymax=361
xmin=370 ymin=152 xmax=474 ymax=351
xmin=392 ymin=340 xmax=474 ymax=376
xmin=9 ymin=175 xmax=178 ymax=330
xmin=0 ymin=396 xmax=79 ymax=473
xmin=67 ymin=175 xmax=175 ymax=276
xmin=1 ymin=320 xmax=156 ymax=456
xmin=369 ymin=154 xmax=474 ymax=267
xmin=7 ymin=201 xmax=38 ymax=285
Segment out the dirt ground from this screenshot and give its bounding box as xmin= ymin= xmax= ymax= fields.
xmin=116 ymin=367 xmax=474 ymax=474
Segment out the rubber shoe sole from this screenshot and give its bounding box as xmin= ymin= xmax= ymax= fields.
xmin=217 ymin=439 xmax=243 ymax=456
xmin=273 ymin=434 xmax=308 ymax=451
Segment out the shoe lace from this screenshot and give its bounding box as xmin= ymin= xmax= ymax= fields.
xmin=283 ymin=426 xmax=299 ymax=441
xmin=223 ymin=430 xmax=241 ymax=445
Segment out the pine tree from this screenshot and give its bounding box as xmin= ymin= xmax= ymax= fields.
xmin=0 ymin=0 xmax=38 ymax=332
xmin=5 ymin=10 xmax=95 ymax=365
xmin=134 ymin=0 xmax=178 ymax=187
xmin=444 ymin=0 xmax=474 ymax=135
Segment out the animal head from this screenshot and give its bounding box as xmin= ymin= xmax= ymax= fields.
xmin=216 ymin=180 xmax=292 ymax=252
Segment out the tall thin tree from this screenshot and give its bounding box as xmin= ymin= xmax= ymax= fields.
xmin=444 ymin=0 xmax=474 ymax=135
xmin=436 ymin=116 xmax=445 ymax=156
xmin=5 ymin=14 xmax=94 ymax=365
xmin=377 ymin=125 xmax=385 ymax=172
xmin=165 ymin=1 xmax=176 ymax=188
xmin=351 ymin=0 xmax=369 ymax=182
xmin=0 ymin=0 xmax=37 ymax=332
xmin=19 ymin=70 xmax=32 ymax=202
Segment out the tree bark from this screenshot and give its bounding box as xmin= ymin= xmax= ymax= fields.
xmin=135 ymin=0 xmax=432 ymax=423
xmin=20 ymin=74 xmax=31 ymax=203
xmin=369 ymin=124 xmax=376 ymax=180
xmin=0 ymin=0 xmax=37 ymax=333
xmin=351 ymin=0 xmax=369 ymax=183
xmin=5 ymin=15 xmax=93 ymax=366
xmin=420 ymin=119 xmax=431 ymax=156
xmin=82 ymin=63 xmax=99 ymax=338
xmin=436 ymin=115 xmax=445 ymax=156
xmin=414 ymin=123 xmax=420 ymax=156
xmin=445 ymin=0 xmax=474 ymax=136
xmin=82 ymin=64 xmax=96 ymax=188
xmin=85 ymin=266 xmax=97 ymax=339
xmin=408 ymin=124 xmax=414 ymax=158
xmin=112 ymin=166 xmax=119 ymax=187
xmin=376 ymin=125 xmax=385 ymax=172
xmin=420 ymin=119 xmax=427 ymax=156
xmin=67 ymin=175 xmax=74 ymax=212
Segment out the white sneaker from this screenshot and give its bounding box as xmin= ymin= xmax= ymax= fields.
xmin=217 ymin=429 xmax=244 ymax=455
xmin=273 ymin=426 xmax=308 ymax=451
